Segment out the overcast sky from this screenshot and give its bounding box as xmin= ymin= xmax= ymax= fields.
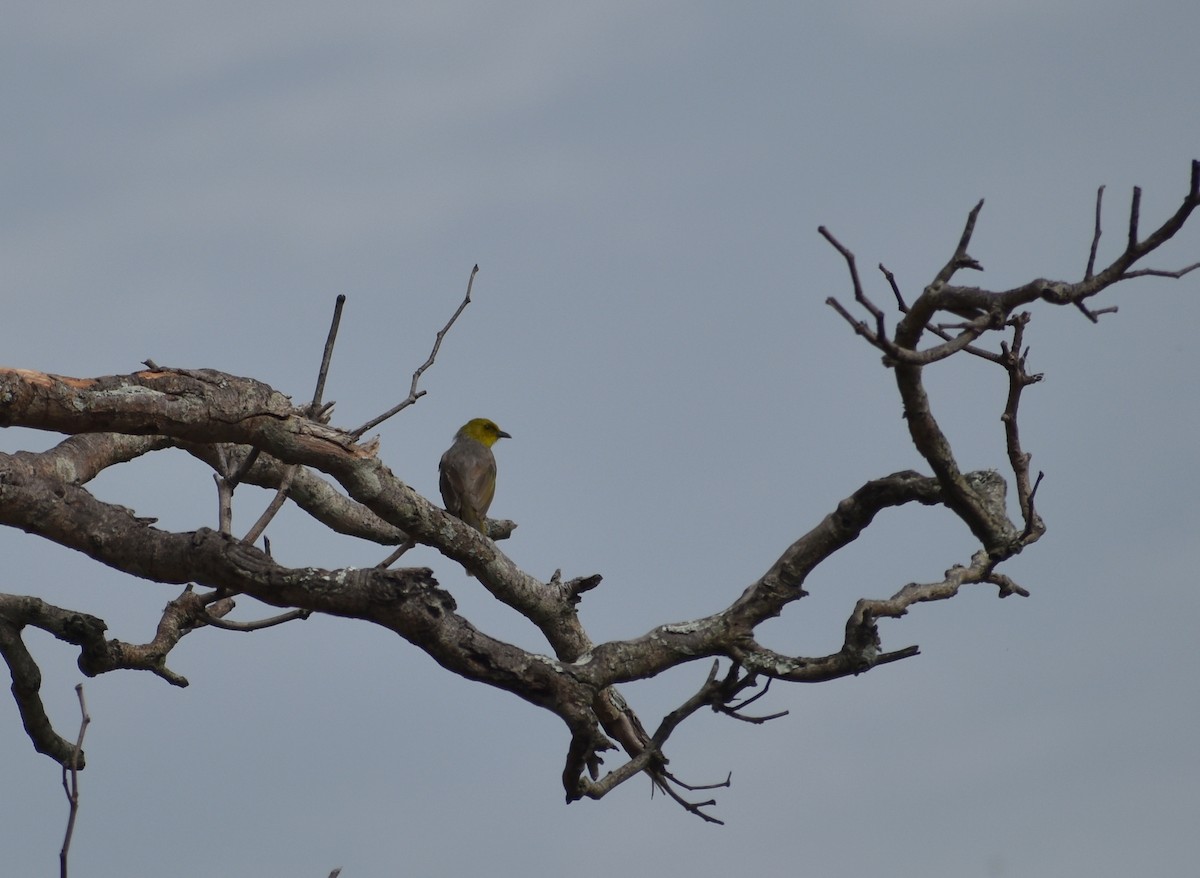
xmin=3 ymin=3 xmax=1199 ymax=876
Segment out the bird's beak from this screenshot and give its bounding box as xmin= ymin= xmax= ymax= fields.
xmin=498 ymin=430 xmax=512 ymax=439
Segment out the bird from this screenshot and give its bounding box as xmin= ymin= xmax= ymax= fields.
xmin=438 ymin=418 xmax=511 ymax=534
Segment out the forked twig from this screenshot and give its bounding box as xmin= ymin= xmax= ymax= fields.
xmin=997 ymin=315 xmax=1045 ymax=538
xmin=351 ymin=264 xmax=480 ymax=438
xmin=932 ymin=198 xmax=985 ymax=286
xmin=714 ymin=676 xmax=789 ymax=724
xmin=59 ymin=684 xmax=90 ymax=878
xmin=819 ymin=226 xmax=892 ymax=347
xmin=1120 ymin=262 xmax=1200 ymax=280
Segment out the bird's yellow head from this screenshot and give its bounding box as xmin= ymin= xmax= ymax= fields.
xmin=456 ymin=418 xmax=511 ymax=448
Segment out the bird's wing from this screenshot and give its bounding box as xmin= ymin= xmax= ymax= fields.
xmin=469 ymin=456 xmax=497 ymax=519
xmin=438 ymin=453 xmax=463 ymax=517
xmin=439 ymin=442 xmax=497 ymax=531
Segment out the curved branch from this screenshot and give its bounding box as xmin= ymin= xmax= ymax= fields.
xmin=32 ymin=433 xmax=172 ymax=484
xmin=577 ymin=469 xmax=1008 ymax=688
xmin=0 ymin=367 xmax=650 ymax=790
xmin=0 ymin=454 xmax=602 ymax=744
xmin=0 ymin=612 xmax=85 ymax=767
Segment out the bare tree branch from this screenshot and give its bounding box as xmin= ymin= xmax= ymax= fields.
xmin=311 ymin=294 xmax=347 ymax=416
xmin=59 ymin=684 xmax=89 ymax=878
xmin=0 ymin=611 xmax=85 ymax=766
xmin=1086 ymin=184 xmax=1106 ymax=280
xmin=201 ymin=607 xmax=312 ymax=631
xmin=997 ymin=314 xmax=1044 ymax=532
xmin=351 ymin=264 xmax=479 ymax=438
xmin=241 ymin=463 xmax=296 ymax=546
xmin=1 ymin=162 xmax=1196 ymax=823
xmin=932 ymin=197 xmax=986 ymax=286
xmin=1128 ymin=185 xmax=1142 ymax=252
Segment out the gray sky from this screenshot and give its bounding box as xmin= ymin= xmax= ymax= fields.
xmin=3 ymin=3 xmax=1199 ymax=876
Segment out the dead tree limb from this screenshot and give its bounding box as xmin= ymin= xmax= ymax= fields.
xmin=1 ymin=162 xmax=1196 ymax=820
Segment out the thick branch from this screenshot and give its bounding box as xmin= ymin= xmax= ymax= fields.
xmin=577 ymin=470 xmax=1006 ymax=688
xmin=31 ymin=433 xmax=173 ymax=483
xmin=0 ymin=456 xmax=598 ymax=737
xmin=0 ymin=367 xmax=643 ymax=786
xmin=0 ymin=612 xmax=85 ymax=767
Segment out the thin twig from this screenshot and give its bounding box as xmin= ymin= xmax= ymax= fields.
xmin=886 ymin=322 xmax=990 ymax=366
xmin=572 ymin=661 xmax=733 ymax=822
xmin=715 ymin=676 xmax=789 ymax=723
xmin=238 ymin=297 xmax=347 ymax=542
xmin=932 ymin=198 xmax=985 ymax=286
xmin=1085 ymin=185 xmax=1105 ymax=280
xmin=997 ymin=315 xmax=1045 ymax=540
xmin=655 ymin=769 xmax=730 ymax=824
xmin=201 ymin=609 xmax=312 ymax=631
xmin=220 ymin=296 xmax=346 ymax=538
xmin=880 ymin=263 xmax=907 ymax=310
xmin=59 ymin=684 xmax=90 ymax=878
xmin=1072 ymin=300 xmax=1111 ymax=324
xmin=1120 ymin=262 xmax=1200 ymax=280
xmin=228 ymin=447 xmax=261 ymax=489
xmin=819 ymin=226 xmax=890 ymax=343
xmin=311 ymin=294 xmax=346 ymax=416
xmin=825 ymin=295 xmax=884 ymax=346
xmin=1127 ymin=186 xmax=1142 ymax=252
xmin=376 ymin=540 xmax=416 ymax=568
xmin=351 ymin=264 xmax=479 ymax=438
xmin=921 ymin=315 xmax=1008 ymax=365
xmin=241 ymin=464 xmax=297 ymax=546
